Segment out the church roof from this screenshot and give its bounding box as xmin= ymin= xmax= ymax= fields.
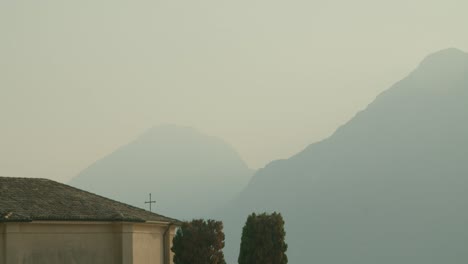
xmin=0 ymin=176 xmax=181 ymax=224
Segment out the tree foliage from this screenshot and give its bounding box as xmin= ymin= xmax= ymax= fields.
xmin=238 ymin=212 xmax=288 ymax=264
xmin=172 ymin=219 xmax=226 ymax=264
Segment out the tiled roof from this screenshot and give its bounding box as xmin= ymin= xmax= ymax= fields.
xmin=0 ymin=176 xmax=180 ymax=224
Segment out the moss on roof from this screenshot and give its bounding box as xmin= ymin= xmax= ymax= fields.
xmin=0 ymin=176 xmax=180 ymax=224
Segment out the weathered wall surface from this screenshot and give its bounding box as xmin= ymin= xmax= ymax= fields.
xmin=0 ymin=223 xmax=5 ymax=264
xmin=4 ymin=222 xmax=122 ymax=264
xmin=168 ymin=225 xmax=177 ymax=264
xmin=1 ymin=221 xmax=174 ymax=264
xmin=130 ymin=223 xmax=176 ymax=264
xmin=132 ymin=224 xmax=164 ymax=264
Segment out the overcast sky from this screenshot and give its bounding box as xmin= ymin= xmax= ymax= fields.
xmin=1 ymin=0 xmax=467 ymax=182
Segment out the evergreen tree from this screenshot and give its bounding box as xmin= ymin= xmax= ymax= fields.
xmin=238 ymin=212 xmax=288 ymax=264
xmin=172 ymin=219 xmax=226 ymax=264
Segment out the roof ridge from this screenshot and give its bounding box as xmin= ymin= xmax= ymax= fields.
xmin=0 ymin=176 xmax=51 ymax=180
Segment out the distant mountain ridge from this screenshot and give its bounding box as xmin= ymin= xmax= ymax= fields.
xmin=69 ymin=125 xmax=253 ymax=220
xmin=218 ymin=48 xmax=468 ymax=264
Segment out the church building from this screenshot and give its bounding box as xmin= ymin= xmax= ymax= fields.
xmin=0 ymin=176 xmax=180 ymax=264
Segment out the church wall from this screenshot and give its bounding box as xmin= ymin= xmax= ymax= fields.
xmin=2 ymin=221 xmax=176 ymax=264
xmin=3 ymin=221 xmax=122 ymax=264
xmin=163 ymin=225 xmax=177 ymax=264
xmin=0 ymin=223 xmax=5 ymax=264
xmin=169 ymin=226 xmax=177 ymax=263
xmin=132 ymin=223 xmax=165 ymax=264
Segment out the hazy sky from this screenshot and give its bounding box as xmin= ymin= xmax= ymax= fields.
xmin=1 ymin=0 xmax=467 ymax=182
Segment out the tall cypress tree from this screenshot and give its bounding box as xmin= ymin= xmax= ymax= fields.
xmin=172 ymin=219 xmax=226 ymax=264
xmin=238 ymin=212 xmax=288 ymax=264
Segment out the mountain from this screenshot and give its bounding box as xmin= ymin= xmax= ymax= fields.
xmin=69 ymin=125 xmax=253 ymax=220
xmin=217 ymin=48 xmax=468 ymax=264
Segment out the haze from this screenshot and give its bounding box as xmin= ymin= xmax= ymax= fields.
xmin=1 ymin=0 xmax=467 ymax=182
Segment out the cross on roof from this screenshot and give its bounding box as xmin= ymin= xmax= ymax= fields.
xmin=144 ymin=193 xmax=156 ymax=212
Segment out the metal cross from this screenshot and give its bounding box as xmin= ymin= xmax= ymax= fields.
xmin=145 ymin=193 xmax=156 ymax=212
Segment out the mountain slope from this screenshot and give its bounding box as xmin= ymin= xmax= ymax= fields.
xmin=69 ymin=125 xmax=253 ymax=220
xmin=218 ymin=48 xmax=468 ymax=264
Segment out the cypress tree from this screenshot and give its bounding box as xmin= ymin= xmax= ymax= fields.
xmin=238 ymin=212 xmax=288 ymax=264
xmin=172 ymin=219 xmax=226 ymax=264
